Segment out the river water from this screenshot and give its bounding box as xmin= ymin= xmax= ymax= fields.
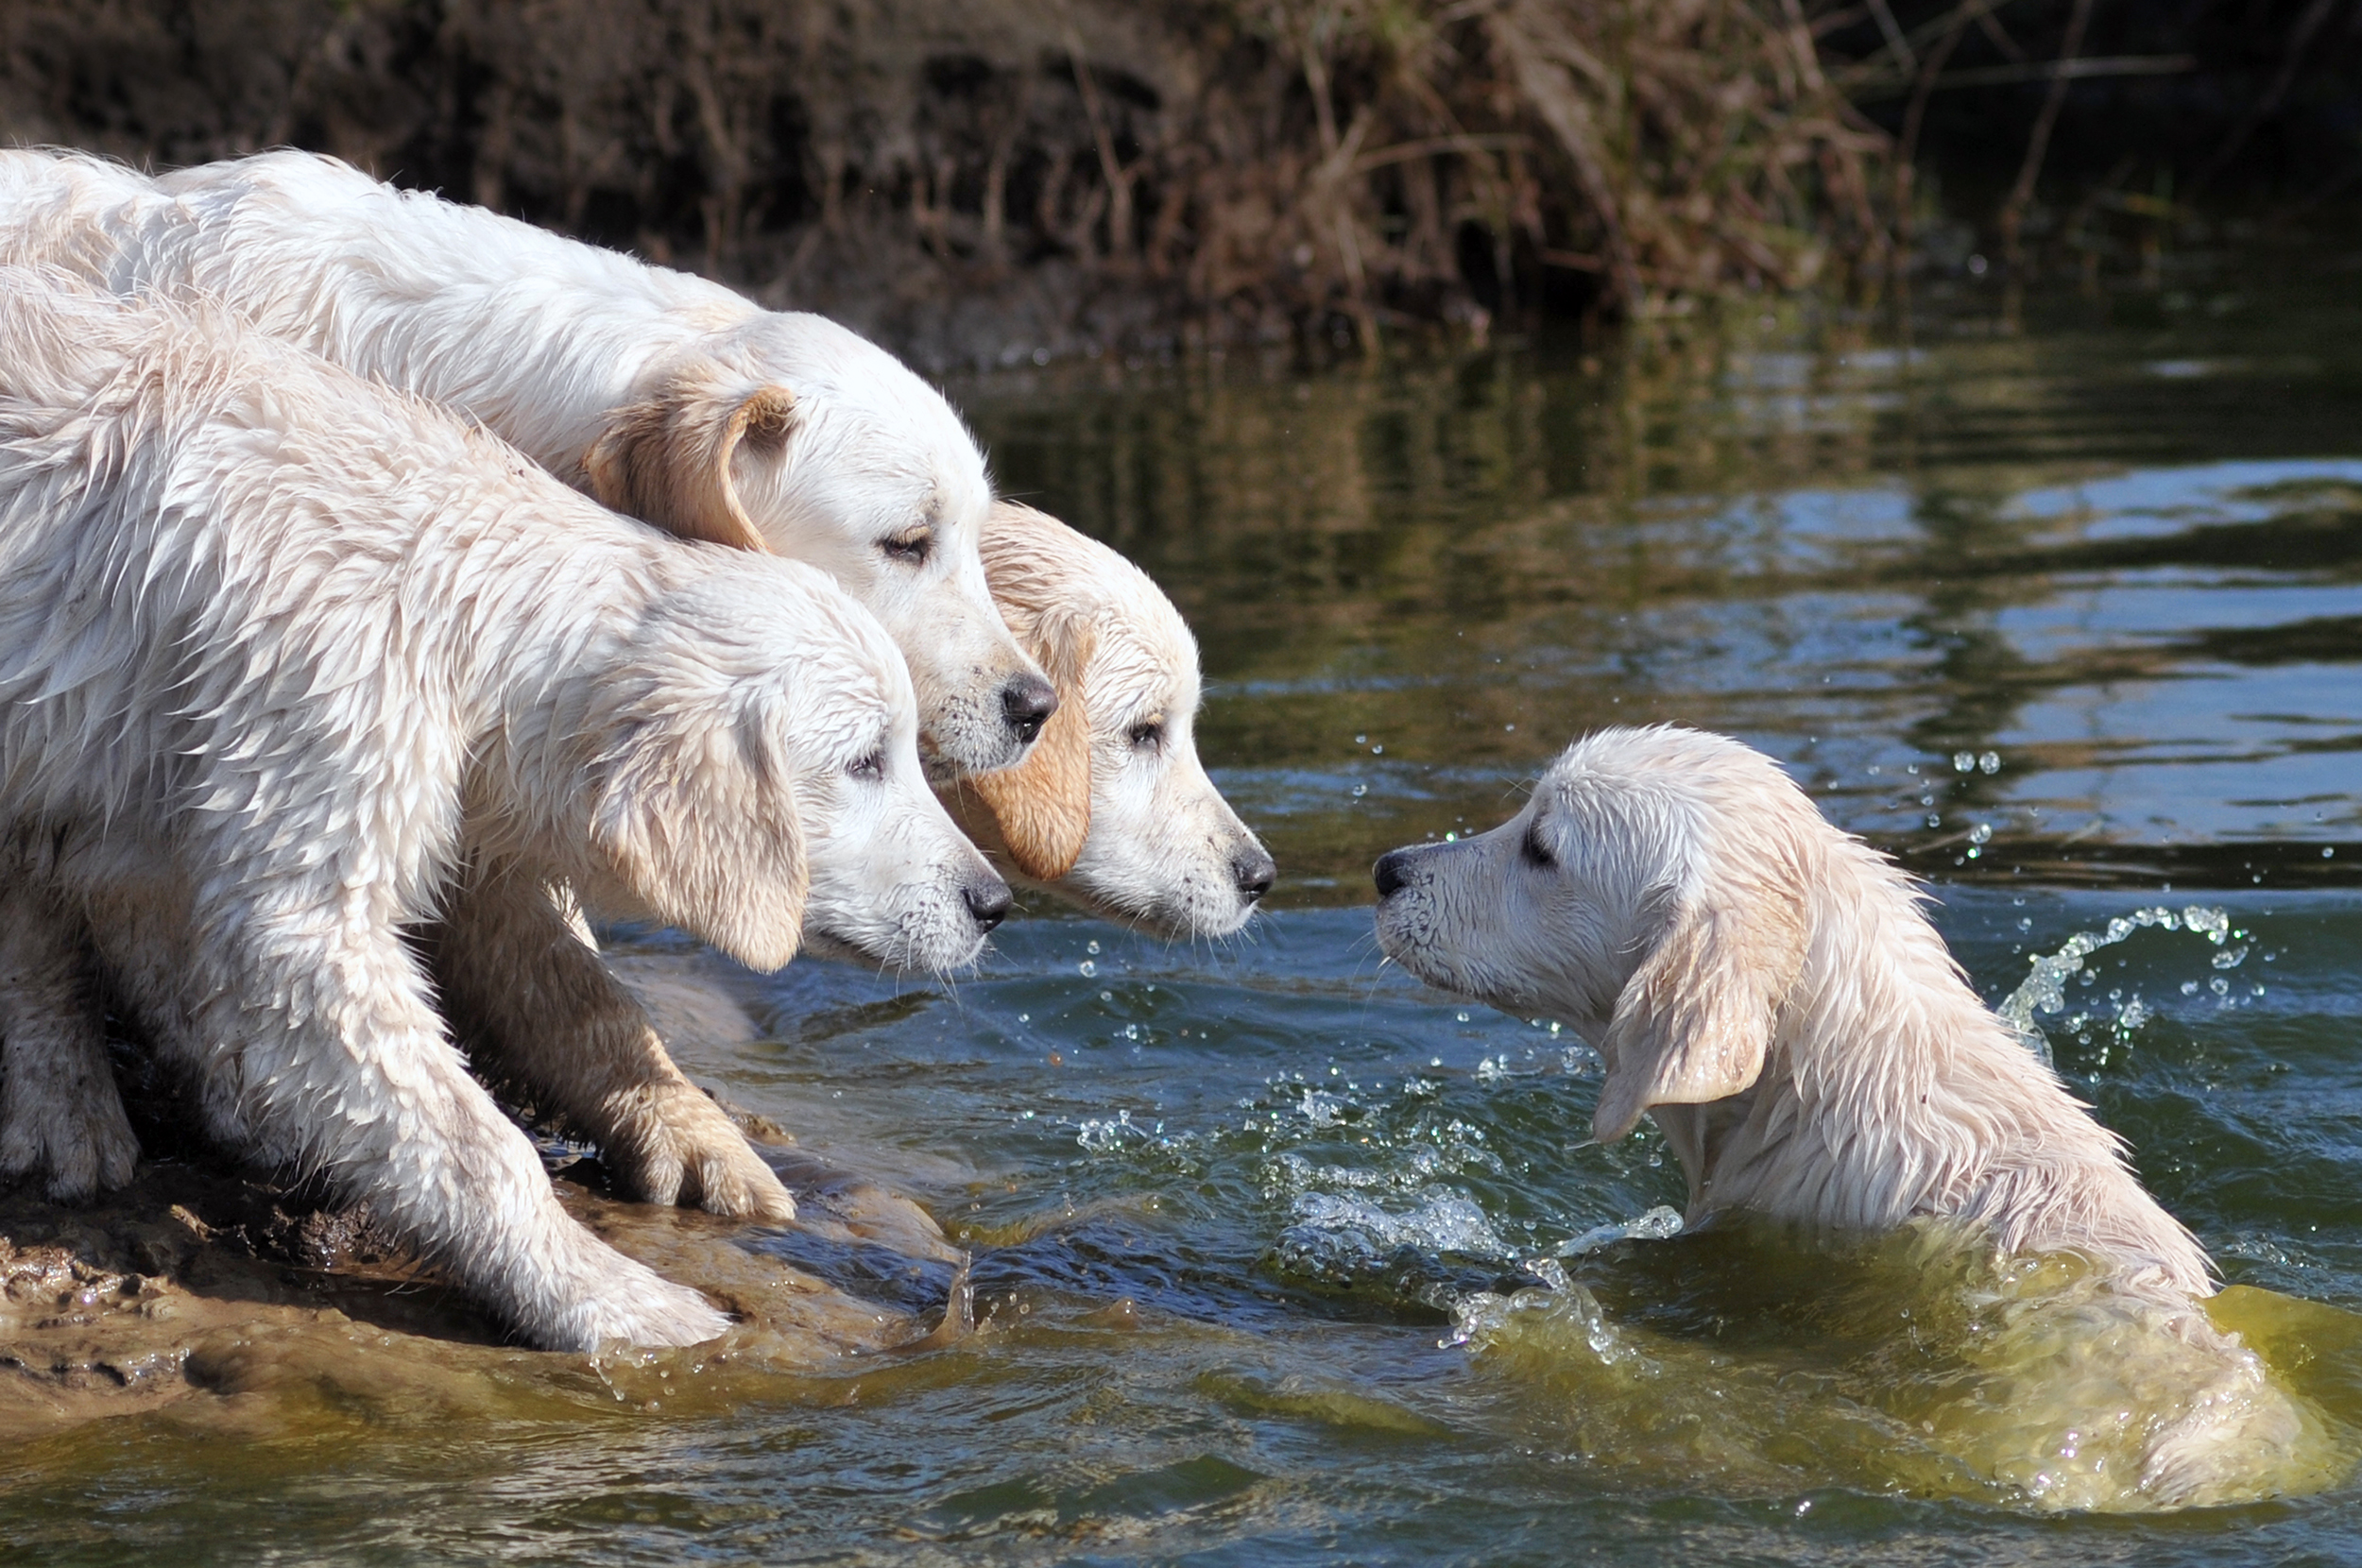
xmin=7 ymin=245 xmax=2362 ymax=1561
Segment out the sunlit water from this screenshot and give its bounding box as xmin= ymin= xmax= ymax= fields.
xmin=9 ymin=247 xmax=2362 ymax=1561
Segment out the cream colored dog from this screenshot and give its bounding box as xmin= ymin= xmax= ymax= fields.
xmin=952 ymin=503 xmax=1275 ymax=939
xmin=0 ymin=147 xmax=1055 ymax=1219
xmin=0 ymin=274 xmax=1007 ymax=1347
xmin=1372 ymin=725 xmax=2308 ymax=1503
xmin=1373 ymin=724 xmax=2209 ymax=1292
xmin=0 ymin=148 xmax=1053 ymax=774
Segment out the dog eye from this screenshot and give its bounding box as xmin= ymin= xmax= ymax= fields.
xmin=880 ymin=527 xmax=933 ymax=565
xmin=1127 ymin=719 xmax=1165 ymax=751
xmin=847 ymin=748 xmax=888 ymax=781
xmin=1520 ymin=822 xmax=1557 ymax=869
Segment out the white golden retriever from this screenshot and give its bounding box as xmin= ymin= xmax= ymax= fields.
xmin=1373 ymin=725 xmax=2302 ymax=1502
xmin=0 ymin=147 xmax=1054 ymax=774
xmin=0 ymin=274 xmax=1007 ymax=1348
xmin=949 ymin=503 xmax=1275 ymax=939
xmin=1374 ymin=725 xmax=2208 ymax=1290
xmin=0 ymin=147 xmax=1054 ymax=1219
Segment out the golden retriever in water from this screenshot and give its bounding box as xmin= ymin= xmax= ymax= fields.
xmin=953 ymin=503 xmax=1275 ymax=939
xmin=1373 ymin=724 xmax=2304 ymax=1504
xmin=0 ymin=274 xmax=1007 ymax=1347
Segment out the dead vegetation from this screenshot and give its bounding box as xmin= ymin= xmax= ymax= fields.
xmin=0 ymin=0 xmax=1890 ymax=358
xmin=0 ymin=2 xmax=2348 ymax=359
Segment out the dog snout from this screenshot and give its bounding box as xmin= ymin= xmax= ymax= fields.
xmin=1373 ymin=847 xmax=1417 ymax=900
xmin=1232 ymin=844 xmax=1276 ymax=904
xmin=962 ymin=871 xmax=1014 ymax=932
xmin=999 ymin=673 xmax=1059 ymax=745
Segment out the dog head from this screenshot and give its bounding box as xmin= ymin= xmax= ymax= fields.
xmin=1373 ymin=726 xmax=1812 ymax=1144
xmin=575 ymin=555 xmax=1010 ymax=974
xmin=583 ymin=314 xmax=1056 ymax=781
xmin=951 ymin=503 xmax=1275 ymax=938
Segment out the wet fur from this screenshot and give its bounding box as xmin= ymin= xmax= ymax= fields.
xmin=954 ymin=503 xmax=1274 ymax=939
xmin=0 ymin=147 xmax=1043 ymax=1217
xmin=0 ymin=276 xmax=1001 ymax=1347
xmin=1375 ymin=725 xmax=2300 ymax=1504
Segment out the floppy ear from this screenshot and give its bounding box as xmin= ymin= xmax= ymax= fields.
xmin=1591 ymin=862 xmax=1808 ymax=1144
xmin=970 ymin=613 xmax=1095 ymax=880
xmin=584 ymin=363 xmax=795 ymax=554
xmin=590 ymin=707 xmax=808 ymax=972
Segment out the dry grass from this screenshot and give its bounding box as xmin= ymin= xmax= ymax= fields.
xmin=0 ymin=0 xmax=1899 ymax=352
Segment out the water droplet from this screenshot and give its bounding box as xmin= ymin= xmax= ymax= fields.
xmin=1078 ymin=960 xmax=1097 ymax=978
xmin=1455 ymin=1012 xmax=1470 ymax=1023
xmin=1969 ymin=823 xmax=1993 ymax=845
xmin=1979 ymin=751 xmax=2002 ymax=774
xmin=1018 ymin=1013 xmax=1030 ymax=1023
xmin=1351 ymin=783 xmax=1368 ymax=798
xmin=1371 ymin=743 xmax=1384 ymax=755
xmin=1953 ymin=752 xmax=1975 ymax=773
xmin=1100 ymin=990 xmax=1114 ymax=1003
xmin=1087 ymin=939 xmax=1101 ymax=954
xmin=1926 ymin=813 xmax=1943 ymax=828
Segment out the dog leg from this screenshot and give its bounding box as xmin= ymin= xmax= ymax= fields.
xmin=427 ymin=858 xmax=796 ymax=1222
xmin=0 ymin=881 xmax=138 ymax=1201
xmin=179 ymin=905 xmax=730 ymax=1351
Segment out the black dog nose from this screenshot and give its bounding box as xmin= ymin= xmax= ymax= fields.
xmin=1233 ymin=844 xmax=1276 ymax=904
xmin=1001 ymin=674 xmax=1059 ymax=745
xmin=964 ymin=876 xmax=1013 ymax=932
xmin=1373 ymin=848 xmax=1413 ymax=900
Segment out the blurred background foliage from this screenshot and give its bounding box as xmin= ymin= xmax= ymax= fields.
xmin=0 ymin=1 xmax=2353 ymax=366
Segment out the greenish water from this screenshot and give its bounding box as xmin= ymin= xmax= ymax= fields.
xmin=10 ymin=246 xmax=2362 ymax=1561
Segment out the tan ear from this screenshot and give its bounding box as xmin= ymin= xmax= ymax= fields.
xmin=584 ymin=366 xmax=794 ymax=554
xmin=590 ymin=711 xmax=807 ymax=971
xmin=1592 ymin=869 xmax=1807 ymax=1144
xmin=970 ymin=616 xmax=1095 ymax=880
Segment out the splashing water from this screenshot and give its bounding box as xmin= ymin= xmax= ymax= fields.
xmin=1998 ymin=904 xmax=2249 ymax=1067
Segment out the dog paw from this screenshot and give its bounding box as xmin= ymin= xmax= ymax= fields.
xmin=607 ymin=1083 xmax=796 ymax=1223
xmin=561 ymin=1263 xmax=734 ymax=1351
xmin=0 ymin=1091 xmax=138 ymax=1203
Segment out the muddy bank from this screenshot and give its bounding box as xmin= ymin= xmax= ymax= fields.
xmin=0 ymin=952 xmax=970 ymax=1441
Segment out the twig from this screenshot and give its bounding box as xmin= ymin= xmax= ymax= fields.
xmin=1351 ymin=133 xmax=1532 ymax=174
xmin=1853 ymin=53 xmax=2193 ymax=99
xmin=1866 ymin=0 xmax=1915 ymax=71
xmin=2190 ymin=0 xmax=2342 ymax=197
xmin=1066 ymin=29 xmax=1136 ymax=264
xmin=1892 ymin=2 xmax=1977 ymax=263
xmin=1997 ymin=0 xmax=2095 ymax=276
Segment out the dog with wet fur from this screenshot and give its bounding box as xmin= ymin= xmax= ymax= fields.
xmin=1373 ymin=724 xmax=2302 ymax=1503
xmin=952 ymin=502 xmax=1274 ymax=940
xmin=0 ymin=270 xmax=1008 ymax=1347
xmin=0 ymin=149 xmax=1274 ymax=1206
xmin=0 ymin=147 xmax=1061 ymax=1223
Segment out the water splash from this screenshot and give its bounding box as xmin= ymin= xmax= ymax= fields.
xmin=1998 ymin=904 xmax=2247 ymax=1067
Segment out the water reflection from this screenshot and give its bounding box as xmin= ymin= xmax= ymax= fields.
xmin=964 ymin=276 xmax=2362 ymax=898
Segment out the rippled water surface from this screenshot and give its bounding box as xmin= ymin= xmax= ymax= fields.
xmin=9 ymin=249 xmax=2362 ymax=1562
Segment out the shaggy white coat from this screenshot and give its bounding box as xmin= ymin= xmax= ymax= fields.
xmin=0 ymin=147 xmax=1051 ymax=1220
xmin=0 ymin=274 xmax=1004 ymax=1349
xmin=950 ymin=503 xmax=1275 ymax=939
xmin=1375 ymin=725 xmax=2210 ymax=1288
xmin=1373 ymin=725 xmax=2301 ymax=1502
xmin=0 ymin=147 xmax=1050 ymax=776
